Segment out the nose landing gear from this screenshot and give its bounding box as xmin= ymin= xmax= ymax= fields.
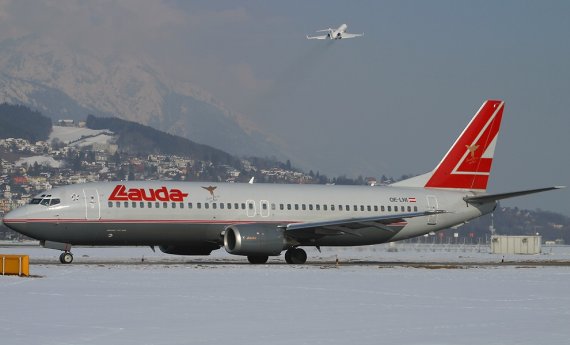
xmin=59 ymin=251 xmax=74 ymax=264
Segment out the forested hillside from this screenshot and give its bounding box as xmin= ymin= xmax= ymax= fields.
xmin=0 ymin=103 xmax=52 ymax=142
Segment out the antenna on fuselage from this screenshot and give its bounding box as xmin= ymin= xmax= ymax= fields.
xmin=249 ymin=177 xmax=255 ymax=184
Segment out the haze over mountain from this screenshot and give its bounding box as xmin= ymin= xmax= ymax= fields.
xmin=0 ymin=1 xmax=567 ymax=215
xmin=0 ymin=36 xmax=280 ymax=159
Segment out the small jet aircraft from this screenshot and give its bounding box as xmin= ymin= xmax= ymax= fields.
xmin=306 ymin=23 xmax=364 ymax=40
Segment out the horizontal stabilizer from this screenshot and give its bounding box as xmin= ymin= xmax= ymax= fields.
xmin=464 ymin=186 xmax=565 ymax=204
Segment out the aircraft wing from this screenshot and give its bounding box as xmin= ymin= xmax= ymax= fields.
xmin=464 ymin=186 xmax=565 ymax=204
xmin=306 ymin=35 xmax=328 ymax=40
xmin=279 ymin=211 xmax=441 ymax=240
xmin=341 ymin=33 xmax=364 ymax=39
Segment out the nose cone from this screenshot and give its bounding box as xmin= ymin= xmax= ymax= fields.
xmin=3 ymin=206 xmax=29 ymax=235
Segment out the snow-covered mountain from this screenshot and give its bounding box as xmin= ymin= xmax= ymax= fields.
xmin=0 ymin=36 xmax=280 ymax=158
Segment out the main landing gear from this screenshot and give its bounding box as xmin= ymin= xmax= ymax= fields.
xmin=285 ymin=248 xmax=307 ymax=264
xmin=59 ymin=251 xmax=74 ymax=264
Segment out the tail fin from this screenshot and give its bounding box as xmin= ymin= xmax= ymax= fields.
xmin=392 ymin=100 xmax=504 ymax=191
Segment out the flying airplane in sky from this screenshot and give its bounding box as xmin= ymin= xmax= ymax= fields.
xmin=2 ymin=100 xmax=563 ymax=264
xmin=306 ymin=23 xmax=364 ymax=40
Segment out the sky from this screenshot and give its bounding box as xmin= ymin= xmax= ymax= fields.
xmin=0 ymin=0 xmax=568 ymax=215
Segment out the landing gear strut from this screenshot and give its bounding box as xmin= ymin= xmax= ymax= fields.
xmin=59 ymin=252 xmax=73 ymax=264
xmin=285 ymin=248 xmax=307 ymax=264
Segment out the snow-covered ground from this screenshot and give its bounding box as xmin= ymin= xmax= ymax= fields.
xmin=1 ymin=245 xmax=570 ymax=345
xmin=49 ymin=125 xmax=114 ymax=147
xmin=15 ymin=155 xmax=61 ymax=168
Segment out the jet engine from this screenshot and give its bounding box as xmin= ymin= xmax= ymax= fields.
xmin=223 ymin=224 xmax=286 ymax=256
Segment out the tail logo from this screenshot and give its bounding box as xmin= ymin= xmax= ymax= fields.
xmin=465 ymin=144 xmax=480 ymax=164
xmin=425 ymin=100 xmax=504 ymax=191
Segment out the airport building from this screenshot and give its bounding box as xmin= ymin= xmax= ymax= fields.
xmin=490 ymin=235 xmax=541 ymax=255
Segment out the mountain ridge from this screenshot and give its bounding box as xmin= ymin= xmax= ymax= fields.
xmin=0 ymin=35 xmax=282 ymax=159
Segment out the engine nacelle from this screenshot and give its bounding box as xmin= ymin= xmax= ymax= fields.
xmin=159 ymin=244 xmax=219 ymax=256
xmin=223 ymin=224 xmax=286 ymax=256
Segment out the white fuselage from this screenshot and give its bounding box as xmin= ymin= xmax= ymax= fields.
xmin=3 ymin=181 xmax=494 ymax=250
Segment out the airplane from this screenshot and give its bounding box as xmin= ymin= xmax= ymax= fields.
xmin=306 ymin=23 xmax=364 ymax=40
xmin=1 ymin=100 xmax=564 ymax=265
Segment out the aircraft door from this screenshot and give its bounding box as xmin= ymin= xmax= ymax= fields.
xmin=246 ymin=200 xmax=256 ymax=217
xmin=426 ymin=195 xmax=438 ymax=225
xmin=83 ymin=188 xmax=101 ymax=220
xmin=260 ymin=200 xmax=270 ymax=218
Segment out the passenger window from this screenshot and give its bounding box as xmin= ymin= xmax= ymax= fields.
xmin=108 ymin=201 xmax=113 ymax=208
xmin=227 ymin=203 xmax=231 ymax=209
xmin=188 ymin=202 xmax=193 ymax=209
xmin=180 ymin=203 xmax=184 ymax=209
xmin=163 ymin=202 xmax=167 ymax=208
xmin=172 ymin=202 xmax=177 ymax=209
xmin=220 ymin=203 xmax=224 ymax=209
xmin=148 ymin=202 xmax=152 ymax=208
xmin=155 ymin=202 xmax=160 ymax=208
xmin=407 ymin=206 xmax=411 ymax=212
xmin=124 ymin=202 xmax=129 ymax=208
xmin=287 ymin=204 xmax=291 ymax=210
xmin=309 ymin=204 xmax=313 ymax=211
xmin=330 ymin=205 xmax=334 ymax=211
xmin=360 ymin=205 xmax=364 ymax=211
xmin=140 ymin=202 xmax=144 ymax=208
xmin=381 ymin=206 xmax=385 ymax=212
xmin=353 ymin=205 xmax=358 ymax=211
xmin=295 ymin=204 xmax=299 ymax=210
xmin=197 ymin=203 xmax=202 ymax=209
xmin=315 ymin=204 xmax=319 ymax=211
xmin=212 ymin=203 xmax=217 ymax=209
xmin=271 ymin=203 xmax=276 ymax=210
xmin=414 ymin=206 xmax=418 ymax=212
xmin=374 ymin=206 xmax=378 ymax=212
xmin=234 ymin=203 xmax=239 ymax=209
xmin=262 ymin=203 xmax=267 ymax=210
xmin=205 ymin=203 xmax=210 ymax=209
xmin=116 ymin=202 xmax=121 ymax=208
xmin=241 ymin=203 xmax=246 ymax=209
xmin=387 ymin=206 xmax=391 ymax=212
xmin=248 ymin=203 xmax=254 ymax=210
xmin=323 ymin=205 xmax=327 ymax=211
xmin=301 ymin=204 xmax=306 ymax=211
xmin=338 ymin=205 xmax=343 ymax=211
xmin=280 ymin=204 xmax=284 ymax=210
xmin=346 ymin=205 xmax=350 ymax=211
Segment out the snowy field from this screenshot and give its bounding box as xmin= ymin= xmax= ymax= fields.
xmin=1 ymin=245 xmax=570 ymax=345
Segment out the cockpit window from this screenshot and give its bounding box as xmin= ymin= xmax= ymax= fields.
xmin=31 ymin=197 xmax=61 ymax=206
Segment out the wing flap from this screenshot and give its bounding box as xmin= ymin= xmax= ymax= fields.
xmin=280 ymin=211 xmax=441 ymax=241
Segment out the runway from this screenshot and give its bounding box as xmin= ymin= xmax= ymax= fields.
xmin=2 ymin=243 xmax=570 ymax=345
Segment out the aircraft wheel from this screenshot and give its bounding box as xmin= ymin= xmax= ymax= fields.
xmin=247 ymin=255 xmax=268 ymax=264
xmin=285 ymin=248 xmax=307 ymax=264
xmin=59 ymin=252 xmax=73 ymax=264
